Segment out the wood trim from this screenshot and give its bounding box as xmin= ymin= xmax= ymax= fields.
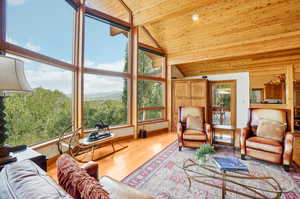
xmin=141 ymin=26 xmax=163 ymax=50
xmin=250 ymin=104 xmax=288 ymax=109
xmin=131 ymin=27 xmax=139 ymax=138
xmin=167 ymin=59 xmax=172 ymax=130
xmin=287 ymin=65 xmax=294 ymax=131
xmin=84 ymin=68 xmax=132 ymax=78
xmin=138 ymin=106 xmax=165 ymax=111
xmin=117 ymin=0 xmax=132 ymax=15
xmin=5 ymin=42 xmax=76 ymax=71
xmin=138 ymin=119 xmax=168 ymax=125
xmin=85 ymin=7 xmax=130 ymax=30
xmin=138 ymin=43 xmax=165 ymax=56
xmin=137 ymin=75 xmax=166 ymax=82
xmin=0 ymin=0 xmax=5 ymax=51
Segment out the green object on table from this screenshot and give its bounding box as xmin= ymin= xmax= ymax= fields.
xmin=196 ymin=144 xmax=215 ymax=162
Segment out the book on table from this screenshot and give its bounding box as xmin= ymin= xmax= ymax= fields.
xmin=212 ymin=157 xmax=248 ymax=172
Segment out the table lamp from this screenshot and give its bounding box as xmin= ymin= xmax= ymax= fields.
xmin=0 ymin=55 xmax=32 ymax=158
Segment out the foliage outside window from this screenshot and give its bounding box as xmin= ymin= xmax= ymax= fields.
xmin=137 ymin=48 xmax=165 ymax=122
xmin=4 ymin=55 xmax=72 ymax=146
xmin=83 ymin=74 xmax=128 ymax=129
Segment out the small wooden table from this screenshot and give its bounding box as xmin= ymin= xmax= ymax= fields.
xmin=212 ymin=124 xmax=236 ymax=147
xmin=0 ymin=148 xmax=47 ymax=171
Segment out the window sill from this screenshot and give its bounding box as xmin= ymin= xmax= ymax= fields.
xmin=138 ymin=119 xmax=168 ymax=125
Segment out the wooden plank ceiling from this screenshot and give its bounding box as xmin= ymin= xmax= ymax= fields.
xmin=88 ymin=0 xmax=300 ymax=76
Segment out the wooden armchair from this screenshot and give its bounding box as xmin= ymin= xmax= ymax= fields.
xmin=240 ymin=108 xmax=295 ymax=171
xmin=177 ymin=106 xmax=212 ymax=151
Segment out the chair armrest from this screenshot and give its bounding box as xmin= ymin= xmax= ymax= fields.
xmin=177 ymin=122 xmax=183 ymax=146
xmin=283 ymin=132 xmax=295 ymax=166
xmin=81 ymin=161 xmax=99 ymax=179
xmin=240 ymin=127 xmax=251 ymax=155
xmin=205 ymin=123 xmax=213 ymax=145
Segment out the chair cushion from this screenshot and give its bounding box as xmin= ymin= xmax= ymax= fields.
xmin=57 ymin=154 xmax=110 ymax=199
xmin=186 ymin=115 xmax=204 ymax=131
xmin=246 ymin=137 xmax=283 ymax=154
xmin=183 ymin=129 xmax=207 ymax=141
xmin=256 ymin=119 xmax=286 ymax=142
xmin=180 ymin=107 xmax=204 ymax=122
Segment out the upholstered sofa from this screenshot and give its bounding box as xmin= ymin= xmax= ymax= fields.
xmin=240 ymin=108 xmax=295 ymax=171
xmin=0 ymin=159 xmax=153 ymax=199
xmin=177 ymin=106 xmax=212 ymax=150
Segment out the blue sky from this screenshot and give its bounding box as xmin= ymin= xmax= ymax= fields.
xmin=6 ymin=0 xmax=128 ymax=94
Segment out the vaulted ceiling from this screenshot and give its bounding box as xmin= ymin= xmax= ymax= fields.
xmin=88 ymin=0 xmax=300 ymax=75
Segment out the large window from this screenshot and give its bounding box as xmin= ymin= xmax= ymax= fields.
xmin=83 ymin=15 xmax=130 ymax=129
xmin=6 ymin=0 xmax=74 ymax=63
xmin=84 ymin=16 xmax=129 ymax=72
xmin=137 ymin=48 xmax=165 ymax=122
xmin=83 ymin=74 xmax=128 ymax=128
xmin=4 ymin=55 xmax=73 ymax=146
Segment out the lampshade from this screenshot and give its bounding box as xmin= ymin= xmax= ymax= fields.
xmin=0 ymin=55 xmax=32 ymax=91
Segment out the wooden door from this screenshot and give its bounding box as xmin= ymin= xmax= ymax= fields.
xmin=171 ymin=79 xmax=208 ymax=131
xmin=172 ymin=80 xmax=190 ymax=130
xmin=190 ymin=79 xmax=208 ymax=121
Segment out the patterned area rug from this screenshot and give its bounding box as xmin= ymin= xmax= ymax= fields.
xmin=122 ymin=141 xmax=300 ymax=199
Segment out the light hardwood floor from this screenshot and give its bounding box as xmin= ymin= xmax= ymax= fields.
xmin=47 ymin=131 xmax=177 ymax=181
xmin=48 ymin=131 xmax=300 ymax=182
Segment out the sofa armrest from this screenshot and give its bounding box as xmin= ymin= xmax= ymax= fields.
xmin=81 ymin=161 xmax=99 ymax=179
xmin=205 ymin=123 xmax=213 ymax=145
xmin=99 ymin=176 xmax=154 ymax=199
xmin=240 ymin=127 xmax=251 ymax=155
xmin=283 ymin=132 xmax=295 ymax=166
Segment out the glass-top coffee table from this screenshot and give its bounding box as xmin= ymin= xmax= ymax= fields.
xmin=181 ymin=158 xmax=293 ymax=199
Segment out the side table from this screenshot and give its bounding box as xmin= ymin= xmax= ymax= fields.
xmin=212 ymin=124 xmax=236 ymax=147
xmin=0 ymin=148 xmax=47 ymax=171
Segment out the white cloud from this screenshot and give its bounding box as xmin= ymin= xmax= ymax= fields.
xmin=84 ymin=74 xmax=125 ymax=95
xmin=25 ymin=42 xmax=41 ymax=52
xmin=7 ymin=0 xmax=27 ymax=6
xmin=84 ymin=59 xmax=125 ymax=72
xmin=25 ymin=66 xmax=73 ymax=95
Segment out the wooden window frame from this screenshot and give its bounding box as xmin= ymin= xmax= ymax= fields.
xmin=137 ymin=44 xmax=167 ymax=122
xmin=209 ymin=80 xmax=237 ymax=127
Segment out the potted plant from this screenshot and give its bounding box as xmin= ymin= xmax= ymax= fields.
xmin=196 ymin=144 xmax=215 ymax=164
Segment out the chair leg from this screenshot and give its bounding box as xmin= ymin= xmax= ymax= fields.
xmin=179 ymin=146 xmax=182 ymax=151
xmin=241 ymin=154 xmax=246 ymax=160
xmin=283 ymin=165 xmax=290 ymax=172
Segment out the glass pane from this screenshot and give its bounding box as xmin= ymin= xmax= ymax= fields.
xmin=6 ymin=0 xmax=74 ymax=63
xmin=138 ymin=80 xmax=163 ymax=108
xmin=84 ymin=74 xmax=128 ymax=129
xmin=84 ymin=16 xmax=128 ymax=72
xmin=250 ymin=74 xmax=286 ymax=104
xmin=4 ymin=54 xmax=73 ymax=146
xmin=212 ymin=84 xmax=231 ymax=125
xmin=138 ymin=110 xmax=163 ymax=122
xmin=250 ymin=89 xmax=263 ymax=104
xmin=138 ymin=49 xmax=163 ymax=77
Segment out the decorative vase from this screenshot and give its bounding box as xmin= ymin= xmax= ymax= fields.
xmin=198 ymin=154 xmax=210 ymax=164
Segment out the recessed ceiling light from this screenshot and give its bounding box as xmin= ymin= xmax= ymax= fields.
xmin=192 ymin=14 xmax=199 ymax=21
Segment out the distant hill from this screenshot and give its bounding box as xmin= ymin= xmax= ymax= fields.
xmin=85 ymin=91 xmax=123 ymax=101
